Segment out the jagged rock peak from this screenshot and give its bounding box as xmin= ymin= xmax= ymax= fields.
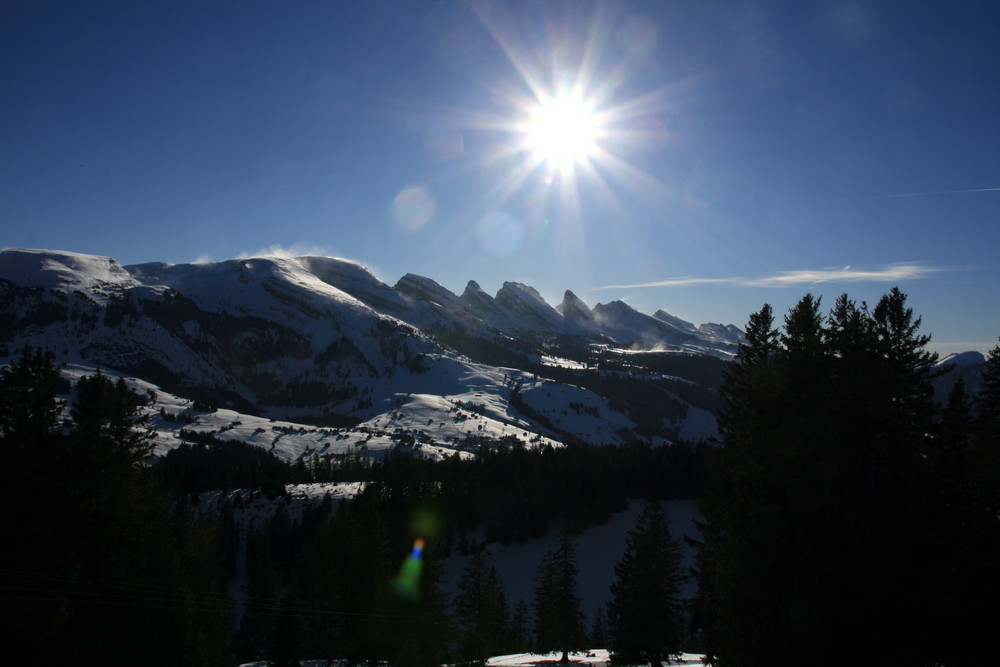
xmin=653 ymin=309 xmax=697 ymax=332
xmin=495 ymin=281 xmax=550 ymax=307
xmin=298 ymin=256 xmax=385 ymax=287
xmin=697 ymin=322 xmax=744 ymax=345
xmin=394 ymin=273 xmax=459 ymax=305
xmin=557 ymin=290 xmax=592 ymax=317
xmin=461 ymin=280 xmax=503 ymax=315
xmin=462 ymin=280 xmax=487 ymax=297
xmin=593 ymin=299 xmax=639 ymax=316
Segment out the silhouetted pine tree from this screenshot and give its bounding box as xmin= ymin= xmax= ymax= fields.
xmin=533 ymin=529 xmax=587 ymax=662
xmin=0 ymin=350 xmax=233 ymax=666
xmin=698 ymin=289 xmax=952 ymax=666
xmin=509 ymin=599 xmax=533 ymax=654
xmin=454 ymin=546 xmax=510 ymax=665
xmin=589 ymin=605 xmax=608 ymax=651
xmin=608 ymin=500 xmax=687 ymax=667
xmin=963 ymin=338 xmax=1000 ymax=665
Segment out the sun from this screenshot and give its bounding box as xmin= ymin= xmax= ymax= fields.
xmin=520 ymin=91 xmax=603 ymax=173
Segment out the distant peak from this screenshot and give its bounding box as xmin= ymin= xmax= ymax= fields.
xmin=394 ymin=273 xmax=459 ymax=305
xmin=594 ymin=299 xmax=638 ymax=314
xmin=497 ymin=281 xmax=548 ymax=304
xmin=463 ymin=280 xmax=486 ymax=296
xmin=557 ymin=290 xmax=592 ymax=317
xmin=0 ymin=248 xmax=135 ymax=291
xmin=653 ymin=309 xmax=697 ymax=332
xmin=938 ymin=350 xmax=986 ymax=367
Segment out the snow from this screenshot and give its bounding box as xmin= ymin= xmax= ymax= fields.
xmin=2 ymin=247 xmax=732 ymax=449
xmin=237 ymin=652 xmax=706 ymax=667
xmin=937 ymin=350 xmax=986 ymax=367
xmin=518 ymin=380 xmax=636 ymax=445
xmin=452 ymin=499 xmax=703 ymax=623
xmin=0 ymin=247 xmax=136 ymax=298
xmin=487 ymin=650 xmax=705 ymax=666
xmin=674 ymin=405 xmax=718 ymax=443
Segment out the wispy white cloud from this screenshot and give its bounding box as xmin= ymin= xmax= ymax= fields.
xmin=593 ymin=276 xmax=738 ymax=289
xmin=743 ymin=263 xmax=942 ymax=287
xmin=824 ymin=186 xmax=1000 ymax=202
xmin=592 ymin=262 xmax=946 ymax=291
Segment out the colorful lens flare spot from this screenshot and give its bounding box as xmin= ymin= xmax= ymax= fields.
xmin=393 ymin=538 xmax=425 ymax=601
xmin=391 ymin=186 xmax=436 ymax=231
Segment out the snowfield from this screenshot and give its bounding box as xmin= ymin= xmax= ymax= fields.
xmin=237 ymin=650 xmax=707 ymax=667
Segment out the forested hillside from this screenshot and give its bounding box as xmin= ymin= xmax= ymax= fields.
xmin=2 ymin=286 xmax=997 ymax=666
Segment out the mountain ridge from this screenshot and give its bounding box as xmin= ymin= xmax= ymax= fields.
xmin=0 ymin=247 xmax=744 ymax=459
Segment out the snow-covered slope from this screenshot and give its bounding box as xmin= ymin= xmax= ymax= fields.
xmin=934 ymin=349 xmax=987 ymax=402
xmin=0 ymin=247 xmax=737 ymax=447
xmin=494 ymin=281 xmax=565 ymax=333
xmin=0 ymin=248 xmax=138 ymax=300
xmin=592 ymin=300 xmax=697 ymax=350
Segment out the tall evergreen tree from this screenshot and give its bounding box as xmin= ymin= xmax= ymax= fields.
xmin=962 ymin=338 xmax=1000 ymax=665
xmin=454 ymin=546 xmax=510 ymax=665
xmin=533 ymin=529 xmax=587 ymax=662
xmin=607 ymin=500 xmax=687 ymax=667
xmin=974 ymin=337 xmax=1000 ymax=450
xmin=0 ymin=351 xmax=233 ymax=665
xmin=589 ymin=606 xmax=608 ymax=651
xmin=698 ymin=289 xmax=953 ymax=666
xmin=509 ymin=599 xmax=533 ymax=654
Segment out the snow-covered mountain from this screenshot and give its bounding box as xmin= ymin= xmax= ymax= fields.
xmin=0 ymin=248 xmax=739 ymax=456
xmin=934 ymin=349 xmax=988 ymax=402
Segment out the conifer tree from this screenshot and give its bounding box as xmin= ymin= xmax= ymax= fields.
xmin=975 ymin=337 xmax=1000 ymax=449
xmin=0 ymin=351 xmax=233 ymax=665
xmin=699 ymin=288 xmax=950 ymax=666
xmin=607 ymin=500 xmax=687 ymax=667
xmin=589 ymin=606 xmax=608 ymax=651
xmin=533 ymin=529 xmax=587 ymax=662
xmin=0 ymin=345 xmax=63 ymax=446
xmin=454 ymin=546 xmax=510 ymax=665
xmin=509 ymin=599 xmax=533 ymax=654
xmin=963 ymin=338 xmax=1000 ymax=664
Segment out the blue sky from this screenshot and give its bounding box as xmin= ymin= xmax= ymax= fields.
xmin=2 ymin=0 xmax=998 ymax=355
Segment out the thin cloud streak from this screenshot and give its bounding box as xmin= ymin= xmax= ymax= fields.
xmin=593 ymin=263 xmax=945 ymax=291
xmin=823 ymin=187 xmax=1000 ymax=202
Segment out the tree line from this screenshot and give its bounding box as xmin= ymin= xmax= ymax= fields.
xmin=0 ymin=348 xmax=233 ymax=665
xmin=695 ymin=288 xmax=1000 ymax=666
xmin=0 ymin=347 xmax=697 ymax=665
xmin=159 ymin=431 xmax=710 ymax=548
xmin=233 ymin=487 xmax=689 ymax=667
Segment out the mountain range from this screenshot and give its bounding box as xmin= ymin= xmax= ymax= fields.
xmin=1 ymin=247 xmax=979 ymax=464
xmin=0 ymin=248 xmax=749 ymax=460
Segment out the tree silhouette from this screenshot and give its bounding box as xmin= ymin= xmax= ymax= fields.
xmin=608 ymin=500 xmax=687 ymax=667
xmin=533 ymin=529 xmax=587 ymax=662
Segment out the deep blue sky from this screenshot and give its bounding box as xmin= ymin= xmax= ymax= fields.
xmin=3 ymin=1 xmax=998 ymax=355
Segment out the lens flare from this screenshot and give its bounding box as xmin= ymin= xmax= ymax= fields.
xmin=393 ymin=538 xmax=425 ymax=601
xmin=390 ymin=186 xmax=436 ymax=231
xmin=411 ymin=537 xmax=426 ymax=557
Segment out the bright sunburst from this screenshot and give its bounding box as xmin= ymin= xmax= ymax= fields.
xmin=521 ymin=90 xmax=603 ymax=172
xmin=429 ymin=3 xmax=677 ymax=260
